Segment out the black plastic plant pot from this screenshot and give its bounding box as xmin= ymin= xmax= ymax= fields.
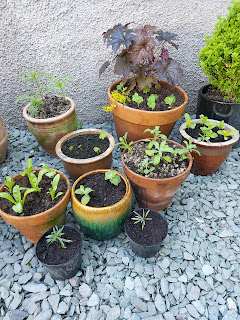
xmin=36 ymin=225 xmax=83 ymax=280
xmin=124 ymin=209 xmax=168 ymax=258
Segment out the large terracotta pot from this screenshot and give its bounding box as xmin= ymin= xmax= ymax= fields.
xmin=179 ymin=119 xmax=239 ymax=176
xmin=108 ymin=80 xmax=188 ymax=143
xmin=0 ymin=114 xmax=7 ymax=164
xmin=55 ymin=129 xmax=115 ymax=180
xmin=122 ymin=139 xmax=193 ymax=210
xmin=0 ymin=169 xmax=70 ymax=243
xmin=23 ymin=97 xmax=78 ymax=157
xmin=71 ymin=169 xmax=132 ymax=240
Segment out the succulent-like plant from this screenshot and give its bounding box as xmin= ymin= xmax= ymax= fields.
xmin=46 ymin=226 xmax=72 ymax=249
xmin=131 ymin=209 xmax=152 ymax=230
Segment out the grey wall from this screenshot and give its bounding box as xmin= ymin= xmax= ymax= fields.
xmin=0 ymin=0 xmax=232 ymax=129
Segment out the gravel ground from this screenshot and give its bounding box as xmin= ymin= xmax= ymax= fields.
xmin=0 ymin=117 xmax=240 ymax=320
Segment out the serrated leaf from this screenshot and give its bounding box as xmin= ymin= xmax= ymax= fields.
xmin=129 ymin=32 xmax=156 ymax=65
xmin=154 ymin=58 xmax=183 ymax=87
xmin=156 ymin=30 xmax=179 ymax=49
xmin=114 ymin=51 xmax=132 ymax=78
xmin=104 ymin=24 xmax=136 ymax=53
xmin=99 ymin=61 xmax=110 ymax=77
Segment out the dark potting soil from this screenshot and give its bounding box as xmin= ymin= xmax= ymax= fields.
xmin=28 ymin=95 xmax=71 ymax=119
xmin=75 ymin=173 xmax=126 ymax=207
xmin=61 ymin=134 xmax=109 ymax=159
xmin=185 ymin=123 xmax=231 ymax=143
xmin=124 ymin=140 xmax=189 ymax=179
xmin=204 ymin=86 xmax=236 ymax=104
xmin=36 ymin=227 xmax=82 ymax=265
xmin=125 ymin=210 xmax=168 ymax=246
xmin=0 ymin=175 xmax=67 ymax=216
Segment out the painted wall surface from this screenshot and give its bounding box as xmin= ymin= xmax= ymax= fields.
xmin=0 ymin=0 xmax=232 ymax=129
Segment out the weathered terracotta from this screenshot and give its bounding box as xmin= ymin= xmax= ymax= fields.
xmin=122 ymin=139 xmax=193 ymax=210
xmin=23 ymin=97 xmax=78 ymax=157
xmin=0 ymin=169 xmax=70 ymax=243
xmin=0 ymin=114 xmax=7 ymax=164
xmin=71 ymin=169 xmax=132 ymax=240
xmin=56 ymin=129 xmax=115 ymax=180
xmin=179 ymin=119 xmax=239 ymax=176
xmin=108 ymin=79 xmax=188 ymax=142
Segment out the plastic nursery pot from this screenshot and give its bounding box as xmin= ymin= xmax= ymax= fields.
xmin=36 ymin=225 xmax=83 ymax=280
xmin=0 ymin=169 xmax=71 ymax=243
xmin=122 ymin=139 xmax=193 ymax=211
xmin=55 ymin=128 xmax=115 ymax=180
xmin=179 ymin=119 xmax=239 ymax=176
xmin=23 ymin=97 xmax=78 ymax=158
xmin=125 ymin=209 xmax=168 ymax=258
xmin=71 ymin=169 xmax=133 ymax=240
xmin=108 ymin=79 xmax=188 ymax=143
xmin=0 ymin=114 xmax=8 ymax=164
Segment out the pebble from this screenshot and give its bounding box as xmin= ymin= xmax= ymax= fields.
xmin=87 ymin=293 xmax=100 ymax=307
xmin=202 ymin=264 xmax=214 ymax=276
xmin=155 ymin=294 xmax=166 ymax=313
xmin=79 ymin=283 xmax=92 ymax=298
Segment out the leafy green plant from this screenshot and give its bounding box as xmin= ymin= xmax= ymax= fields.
xmin=78 ymin=144 xmax=82 ymax=149
xmin=93 ymin=147 xmax=101 ymax=154
xmin=105 ymin=171 xmax=121 ymax=186
xmin=164 ymin=94 xmax=176 ymax=107
xmin=175 ymin=137 xmax=200 ymax=159
xmin=183 ymin=113 xmax=196 ymax=129
xmin=217 ymin=129 xmax=239 ymax=140
xmin=138 ymin=157 xmax=155 ymax=176
xmin=99 ymin=130 xmax=107 ymax=140
xmin=4 ymin=176 xmax=15 ymax=193
xmin=144 ymin=126 xmax=167 ymax=141
xmin=145 ymin=140 xmax=175 ymax=165
xmin=75 ymin=185 xmax=93 ymax=205
xmin=199 ymin=114 xmax=209 ymax=126
xmin=131 ymin=209 xmax=152 ymax=230
xmin=69 ymin=146 xmax=74 ymax=152
xmin=47 ymin=75 xmax=71 ymax=99
xmin=143 ymin=88 xmax=150 ymax=94
xmin=45 ymin=226 xmax=72 ymax=249
xmin=115 ymin=132 xmax=133 ymax=153
xmin=132 ymin=93 xmax=143 ymax=107
xmin=147 ymin=94 xmax=158 ymax=110
xmin=48 ymin=174 xmax=63 ymax=201
xmin=198 ymin=123 xmax=218 ymax=142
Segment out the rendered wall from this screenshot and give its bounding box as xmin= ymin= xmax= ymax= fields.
xmin=0 ymin=0 xmax=232 ymax=129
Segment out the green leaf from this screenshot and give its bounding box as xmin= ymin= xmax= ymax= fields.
xmin=147 ymin=94 xmax=158 ymax=110
xmin=132 ymin=92 xmax=143 ymax=106
xmin=143 ymin=88 xmax=150 ymax=94
xmin=0 ymin=192 xmax=16 ymax=204
xmin=75 ymin=185 xmax=85 ymax=195
xmin=81 ymin=194 xmax=90 ymax=205
xmin=164 ymin=94 xmax=176 ymax=106
xmin=163 ymin=156 xmax=172 ymax=163
xmin=153 ymin=154 xmax=160 ymax=165
xmin=218 ymin=120 xmax=225 ymax=129
xmin=12 ymin=202 xmax=23 ymax=214
xmin=99 ymin=130 xmax=107 ymax=140
xmin=110 ymin=175 xmax=121 ymax=186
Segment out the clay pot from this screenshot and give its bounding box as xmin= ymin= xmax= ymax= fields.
xmin=0 ymin=114 xmax=7 ymax=164
xmin=108 ymin=80 xmax=188 ymax=142
xmin=71 ymin=169 xmax=133 ymax=240
xmin=0 ymin=169 xmax=70 ymax=243
xmin=55 ymin=129 xmax=115 ymax=180
xmin=23 ymin=97 xmax=78 ymax=157
xmin=122 ymin=139 xmax=192 ymax=210
xmin=179 ymin=119 xmax=239 ymax=176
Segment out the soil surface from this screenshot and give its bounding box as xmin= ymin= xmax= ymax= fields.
xmin=75 ymin=173 xmax=126 ymax=207
xmin=61 ymin=134 xmax=109 ymax=159
xmin=0 ymin=174 xmax=67 ymax=216
xmin=28 ymin=95 xmax=71 ymax=119
xmin=186 ymin=124 xmax=231 ymax=143
xmin=124 ymin=140 xmax=189 ymax=179
xmin=204 ymin=86 xmax=236 ymax=103
xmin=125 ymin=209 xmax=168 ymax=246
xmin=36 ymin=226 xmax=82 ymax=265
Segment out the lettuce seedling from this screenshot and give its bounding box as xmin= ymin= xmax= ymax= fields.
xmin=138 ymin=157 xmax=155 ymax=176
xmin=4 ymin=176 xmax=15 ymax=193
xmin=164 ymin=94 xmax=176 ymax=107
xmin=99 ymin=130 xmax=107 ymax=140
xmin=184 ymin=113 xmax=196 ymax=129
xmin=105 ymin=171 xmax=121 ymax=186
xmin=132 ymin=93 xmax=143 ymax=107
xmin=145 ymin=140 xmax=174 ymax=165
xmin=217 ymin=129 xmax=239 ymax=140
xmin=93 ymin=147 xmax=101 ymax=154
xmin=75 ymin=185 xmax=93 ymax=205
xmin=48 ymin=174 xmax=63 ymax=201
xmin=147 ymin=94 xmax=158 ymax=110
xmin=131 ymin=209 xmax=152 ymax=230
xmin=46 ymin=226 xmax=72 ymax=249
xmin=115 ymin=132 xmax=133 ymax=153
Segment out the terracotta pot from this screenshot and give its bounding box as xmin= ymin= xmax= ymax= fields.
xmin=23 ymin=97 xmax=78 ymax=157
xmin=71 ymin=169 xmax=132 ymax=240
xmin=122 ymin=139 xmax=193 ymax=210
xmin=0 ymin=114 xmax=7 ymax=164
xmin=55 ymin=129 xmax=115 ymax=180
xmin=0 ymin=169 xmax=71 ymax=243
xmin=179 ymin=119 xmax=239 ymax=176
xmin=108 ymin=79 xmax=188 ymax=142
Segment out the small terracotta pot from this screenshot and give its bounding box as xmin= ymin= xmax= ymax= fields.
xmin=108 ymin=79 xmax=188 ymax=142
xmin=71 ymin=169 xmax=132 ymax=240
xmin=0 ymin=114 xmax=7 ymax=164
xmin=23 ymin=97 xmax=78 ymax=158
xmin=0 ymin=169 xmax=71 ymax=243
xmin=55 ymin=129 xmax=115 ymax=180
xmin=122 ymin=139 xmax=192 ymax=210
xmin=179 ymin=119 xmax=239 ymax=176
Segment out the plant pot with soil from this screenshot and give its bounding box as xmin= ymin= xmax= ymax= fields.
xmin=36 ymin=225 xmax=83 ymax=280
xmin=125 ymin=208 xmax=168 ymax=258
xmin=71 ymin=169 xmax=132 ymax=240
xmin=55 ymin=128 xmax=115 ymax=180
xmin=100 ymin=23 xmax=187 ymax=142
xmin=120 ymin=127 xmax=193 ymax=210
xmin=0 ymin=159 xmax=70 ymax=243
xmin=0 ymin=114 xmax=8 ymax=164
xmin=18 ymin=70 xmax=78 ymax=157
xmin=179 ymin=114 xmax=239 ymax=176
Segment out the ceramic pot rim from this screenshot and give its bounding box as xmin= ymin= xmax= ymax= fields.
xmin=199 ymin=84 xmax=240 ymax=106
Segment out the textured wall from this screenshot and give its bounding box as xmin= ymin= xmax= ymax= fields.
xmin=0 ymin=0 xmax=232 ymax=129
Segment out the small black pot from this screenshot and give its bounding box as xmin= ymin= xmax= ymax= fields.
xmin=124 ymin=209 xmax=168 ymax=258
xmin=196 ymin=84 xmax=240 ymax=148
xmin=36 ymin=225 xmax=83 ymax=280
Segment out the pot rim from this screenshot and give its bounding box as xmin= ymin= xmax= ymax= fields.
xmin=55 ymin=128 xmax=115 ymax=164
xmin=23 ymin=96 xmax=75 ymax=123
xmin=36 ymin=224 xmax=83 ymax=267
xmin=71 ymin=169 xmax=131 ymax=210
xmin=0 ymin=168 xmax=70 ymax=221
xmin=179 ymin=118 xmax=239 ymax=148
xmin=121 ymin=138 xmax=193 ymax=182
xmin=199 ymin=84 xmax=240 ymax=106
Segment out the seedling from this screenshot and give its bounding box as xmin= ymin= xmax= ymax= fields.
xmin=69 ymin=146 xmax=74 ymax=152
xmin=105 ymin=171 xmax=121 ymax=186
xmin=199 ymin=114 xmax=208 ymax=126
xmin=45 ymin=226 xmax=72 ymax=249
xmin=175 ymin=137 xmax=200 ymax=159
xmin=93 ymin=147 xmax=101 ymax=154
xmin=75 ymin=185 xmax=93 ymax=205
xmin=217 ymin=129 xmax=239 ymax=140
xmin=4 ymin=176 xmax=15 ymax=193
xmin=198 ymin=125 xmax=218 ymax=142
xmin=184 ymin=113 xmax=196 ymax=129
xmin=99 ymin=130 xmax=107 ymax=140
xmin=143 ymin=88 xmax=150 ymax=94
xmin=144 ymin=126 xmax=168 ymax=141
xmin=116 ymin=82 xmax=124 ymax=91
xmin=77 ymin=121 xmax=83 ymax=129
xmin=164 ymin=94 xmax=176 ymax=107
xmin=138 ymin=158 xmax=155 ymax=176
xmin=47 ymin=75 xmax=71 ymax=99
xmin=115 ymin=132 xmax=133 ymax=153
xmin=78 ymin=144 xmax=82 ymax=149
xmin=145 ymin=140 xmax=174 ymax=165
xmin=147 ymin=94 xmax=158 ymax=110
xmin=132 ymin=92 xmax=143 ymax=107
xmin=131 ymin=209 xmax=152 ymax=230
xmin=48 ymin=174 xmax=63 ymax=201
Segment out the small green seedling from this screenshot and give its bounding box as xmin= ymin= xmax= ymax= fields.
xmin=116 ymin=82 xmax=124 ymax=91
xmin=175 ymin=137 xmax=201 ymax=159
xmin=145 ymin=140 xmax=174 ymax=165
xmin=131 ymin=209 xmax=152 ymax=230
xmin=77 ymin=121 xmax=83 ymax=129
xmin=4 ymin=176 xmax=15 ymax=193
xmin=184 ymin=113 xmax=196 ymax=129
xmin=147 ymin=94 xmax=158 ymax=110
xmin=47 ymin=75 xmax=71 ymax=99
xmin=198 ymin=126 xmax=218 ymax=142
xmin=46 ymin=226 xmax=72 ymax=249
xmin=69 ymin=146 xmax=74 ymax=152
xmin=78 ymin=144 xmax=82 ymax=149
xmin=217 ymin=129 xmax=239 ymax=140
xmin=75 ymin=185 xmax=93 ymax=205
xmin=93 ymin=147 xmax=101 ymax=154
xmin=105 ymin=171 xmax=121 ymax=186
xmin=218 ymin=120 xmax=225 ymax=129
xmin=132 ymin=92 xmax=143 ymax=107
xmin=39 ymin=163 xmax=57 ymax=178
xmin=199 ymin=114 xmax=208 ymax=126
xmin=164 ymin=94 xmax=176 ymax=107
xmin=48 ymin=174 xmax=63 ymax=201
xmin=138 ymin=157 xmax=155 ymax=176
xmin=144 ymin=126 xmax=168 ymax=141
xmin=115 ymin=132 xmax=133 ymax=153
xmin=99 ymin=130 xmax=107 ymax=140
xmin=143 ymin=88 xmax=150 ymax=94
